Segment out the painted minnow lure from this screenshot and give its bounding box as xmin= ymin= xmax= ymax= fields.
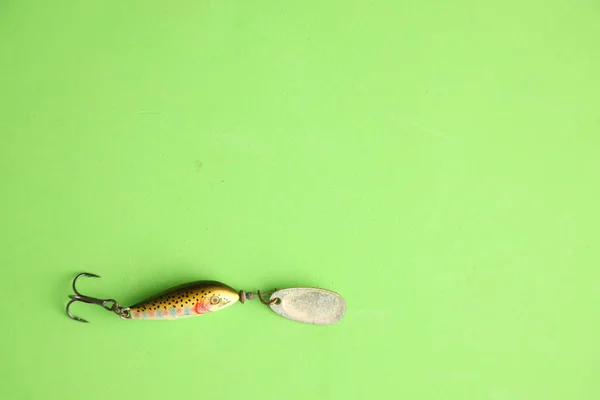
xmin=66 ymin=273 xmax=346 ymax=325
xmin=127 ymin=280 xmax=239 ymax=320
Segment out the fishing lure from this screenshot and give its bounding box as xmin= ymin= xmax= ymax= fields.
xmin=66 ymin=273 xmax=346 ymax=325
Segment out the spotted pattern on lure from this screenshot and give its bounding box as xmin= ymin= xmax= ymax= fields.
xmin=128 ymin=281 xmax=239 ymax=320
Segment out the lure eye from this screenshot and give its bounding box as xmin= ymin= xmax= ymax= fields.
xmin=209 ymin=295 xmax=220 ymax=305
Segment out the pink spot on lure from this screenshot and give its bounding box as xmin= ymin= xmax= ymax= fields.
xmin=195 ymin=301 xmax=209 ymax=314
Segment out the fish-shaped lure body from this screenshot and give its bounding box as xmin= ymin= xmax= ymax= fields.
xmin=128 ymin=281 xmax=239 ymax=320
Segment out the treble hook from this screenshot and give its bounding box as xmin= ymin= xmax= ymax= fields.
xmin=66 ymin=273 xmax=130 ymax=322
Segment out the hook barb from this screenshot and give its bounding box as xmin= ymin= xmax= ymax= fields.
xmin=66 ymin=298 xmax=90 ymax=323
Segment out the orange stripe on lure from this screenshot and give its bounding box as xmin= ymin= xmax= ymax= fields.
xmin=66 ymin=273 xmax=346 ymax=325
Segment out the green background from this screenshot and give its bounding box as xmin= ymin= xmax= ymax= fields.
xmin=1 ymin=1 xmax=599 ymax=399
